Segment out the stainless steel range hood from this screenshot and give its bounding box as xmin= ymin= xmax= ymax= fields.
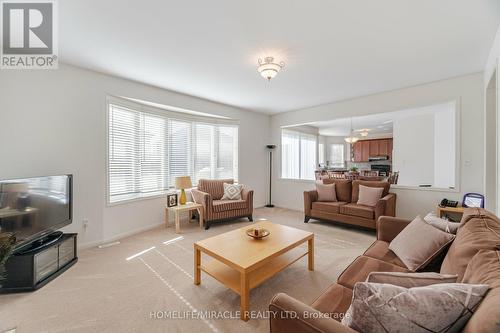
xmin=368 ymin=156 xmax=389 ymax=162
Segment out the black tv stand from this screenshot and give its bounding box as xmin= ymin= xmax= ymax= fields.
xmin=17 ymin=231 xmax=64 ymax=255
xmin=1 ymin=233 xmax=77 ymax=292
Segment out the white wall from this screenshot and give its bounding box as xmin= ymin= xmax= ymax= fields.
xmin=484 ymin=25 xmax=500 ymax=213
xmin=0 ymin=64 xmax=270 ymax=248
xmin=270 ymin=73 xmax=484 ymax=219
xmin=393 ymin=113 xmax=435 ymax=186
xmin=434 ymin=107 xmax=456 ymax=189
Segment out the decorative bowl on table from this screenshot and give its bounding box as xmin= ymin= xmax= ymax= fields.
xmin=246 ymin=227 xmax=270 ymax=239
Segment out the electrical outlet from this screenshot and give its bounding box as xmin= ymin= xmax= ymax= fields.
xmin=82 ymin=219 xmax=89 ymax=229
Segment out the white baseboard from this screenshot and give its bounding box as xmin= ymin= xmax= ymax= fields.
xmin=79 ymin=221 xmax=164 ymax=250
xmin=79 ymin=204 xmax=269 ymax=250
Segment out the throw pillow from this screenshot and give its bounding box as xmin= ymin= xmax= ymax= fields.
xmin=389 ymin=215 xmax=455 ymax=271
xmin=342 ymin=282 xmax=489 ymax=333
xmin=461 ymin=250 xmax=500 ymax=333
xmin=424 ymin=212 xmax=460 ymax=234
xmin=221 ymin=183 xmax=242 ymax=200
xmin=357 ymin=185 xmax=384 ymax=206
xmin=316 ymin=181 xmax=337 ymax=202
xmin=367 ymin=271 xmax=458 ymax=288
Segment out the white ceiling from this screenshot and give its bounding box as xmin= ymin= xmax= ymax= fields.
xmin=309 ymin=101 xmax=455 ymax=136
xmin=59 ymin=1 xmax=500 ymax=114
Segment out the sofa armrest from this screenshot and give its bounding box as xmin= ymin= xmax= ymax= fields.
xmin=376 ymin=216 xmax=412 ymax=242
xmin=241 ymin=186 xmax=254 ymax=211
xmin=191 ymin=188 xmax=212 ymax=211
xmin=380 ymin=193 xmax=396 ymax=217
xmin=304 ymin=190 xmax=318 ymax=217
xmin=269 ymin=293 xmax=358 ymax=333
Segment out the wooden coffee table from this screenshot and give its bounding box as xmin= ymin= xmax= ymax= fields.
xmin=193 ymin=221 xmax=314 ymax=321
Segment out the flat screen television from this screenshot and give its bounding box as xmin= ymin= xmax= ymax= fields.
xmin=0 ymin=175 xmax=72 ymax=249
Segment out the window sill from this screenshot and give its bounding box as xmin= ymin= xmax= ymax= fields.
xmin=390 ymin=185 xmax=459 ymax=193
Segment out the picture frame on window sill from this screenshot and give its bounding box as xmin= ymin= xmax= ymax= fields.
xmin=167 ymin=193 xmax=178 ymax=207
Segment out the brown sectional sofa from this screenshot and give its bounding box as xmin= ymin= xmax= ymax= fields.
xmin=304 ymin=179 xmax=396 ymax=229
xmin=269 ymin=208 xmax=500 ymax=333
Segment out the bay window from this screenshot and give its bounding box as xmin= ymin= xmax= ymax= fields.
xmin=108 ymin=100 xmax=238 ymax=203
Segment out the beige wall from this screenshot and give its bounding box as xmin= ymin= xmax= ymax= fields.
xmin=270 ymin=73 xmax=484 ymax=219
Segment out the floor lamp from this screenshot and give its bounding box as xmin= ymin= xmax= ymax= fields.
xmin=265 ymin=144 xmax=276 ymax=208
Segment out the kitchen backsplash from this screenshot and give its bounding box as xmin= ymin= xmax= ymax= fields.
xmin=346 ymin=160 xmax=391 ymax=170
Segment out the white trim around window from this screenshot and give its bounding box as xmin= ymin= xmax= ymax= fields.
xmin=106 ymin=96 xmax=239 ymax=205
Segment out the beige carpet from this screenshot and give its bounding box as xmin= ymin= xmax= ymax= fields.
xmin=0 ymin=207 xmax=374 ymax=333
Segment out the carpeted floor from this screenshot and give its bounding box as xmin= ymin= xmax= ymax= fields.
xmin=0 ymin=207 xmax=374 ymax=333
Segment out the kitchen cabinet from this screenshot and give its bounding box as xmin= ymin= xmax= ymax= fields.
xmin=378 ymin=140 xmax=388 ymax=156
xmin=353 ymin=142 xmax=362 ymax=162
xmin=361 ymin=141 xmax=370 ymax=162
xmin=352 ymin=138 xmax=393 ymax=162
xmin=369 ymin=140 xmax=379 ymax=156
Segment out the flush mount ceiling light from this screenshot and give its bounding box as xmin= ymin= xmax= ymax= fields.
xmin=258 ymin=57 xmax=285 ymax=81
xmin=344 ymin=118 xmax=360 ymax=144
xmin=355 ymin=128 xmax=371 ymax=137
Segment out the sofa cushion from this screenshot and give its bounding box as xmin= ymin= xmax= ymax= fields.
xmin=351 ymin=180 xmax=390 ymax=203
xmin=323 ymin=179 xmax=352 ymax=202
xmin=340 ymin=203 xmax=375 ymax=220
xmin=366 ymin=271 xmax=458 ymax=288
xmin=212 ymin=199 xmax=246 ymax=212
xmin=221 ymin=183 xmax=242 ymax=200
xmin=363 ymin=240 xmax=406 ymax=267
xmin=338 ymin=256 xmax=409 ymax=289
xmin=316 ymin=182 xmax=337 ymax=202
xmin=357 ymin=185 xmax=384 ymax=206
xmin=440 ymin=208 xmax=500 ymax=281
xmin=198 ymin=179 xmax=233 ymax=200
xmin=389 ymin=215 xmax=455 ymax=271
xmin=342 ymin=282 xmax=489 ymax=333
xmin=424 ymin=212 xmax=460 ymax=234
xmin=311 ymin=201 xmax=347 ymax=214
xmin=311 ymin=283 xmax=353 ymax=322
xmin=462 ymin=250 xmax=500 ymax=333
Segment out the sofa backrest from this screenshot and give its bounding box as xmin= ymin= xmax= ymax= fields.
xmin=351 ymin=180 xmax=390 ymax=203
xmin=440 ymin=208 xmax=500 ymax=281
xmin=198 ymin=179 xmax=233 ymax=200
xmin=439 ymin=208 xmax=500 ymax=333
xmin=323 ymin=179 xmax=352 ymax=202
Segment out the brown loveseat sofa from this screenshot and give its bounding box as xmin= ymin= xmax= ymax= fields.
xmin=191 ymin=179 xmax=253 ymax=229
xmin=270 ymin=208 xmax=500 ymax=333
xmin=304 ymin=179 xmax=396 ymax=229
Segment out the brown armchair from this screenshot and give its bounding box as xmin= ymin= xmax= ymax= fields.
xmin=191 ymin=179 xmax=253 ymax=229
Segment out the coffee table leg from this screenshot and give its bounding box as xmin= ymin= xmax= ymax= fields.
xmin=308 ymin=237 xmax=314 ymax=271
xmin=240 ymin=272 xmax=249 ymax=321
xmin=194 ymin=247 xmax=201 ymax=285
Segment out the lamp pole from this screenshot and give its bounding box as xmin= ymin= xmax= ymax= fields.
xmin=265 ymin=144 xmax=276 ymax=208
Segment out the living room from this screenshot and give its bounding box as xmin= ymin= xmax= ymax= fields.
xmin=1 ymin=1 xmax=500 ymax=333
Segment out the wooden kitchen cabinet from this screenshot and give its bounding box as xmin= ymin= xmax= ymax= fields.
xmin=353 ymin=142 xmax=362 ymax=162
xmin=361 ymin=141 xmax=370 ymax=162
xmin=369 ymin=140 xmax=379 ymax=156
xmin=352 ymin=138 xmax=393 ymax=162
xmin=378 ymin=140 xmax=389 ymax=156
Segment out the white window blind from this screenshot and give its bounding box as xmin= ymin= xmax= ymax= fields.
xmin=281 ymin=129 xmax=317 ymax=180
xmin=108 ymin=103 xmax=238 ymax=203
xmin=318 ymin=143 xmax=325 ymax=164
xmin=329 ymin=144 xmax=345 ymax=168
